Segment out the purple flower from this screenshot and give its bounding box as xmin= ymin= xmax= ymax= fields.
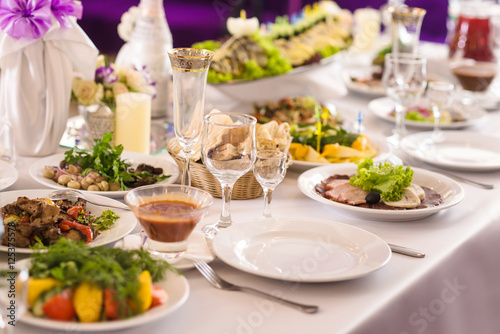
xmin=51 ymin=0 xmax=82 ymax=28
xmin=0 ymin=0 xmax=52 ymax=39
xmin=95 ymin=66 xmax=118 ymax=86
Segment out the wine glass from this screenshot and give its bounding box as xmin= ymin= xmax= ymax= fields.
xmin=253 ymin=150 xmax=287 ymax=219
xmin=201 ymin=113 xmax=257 ymax=238
xmin=168 ymin=48 xmax=214 ymax=186
xmin=382 ymin=53 xmax=427 ymax=147
xmin=427 ymin=81 xmax=454 ymax=142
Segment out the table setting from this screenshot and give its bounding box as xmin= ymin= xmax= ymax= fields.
xmin=2 ymin=1 xmax=500 ymax=334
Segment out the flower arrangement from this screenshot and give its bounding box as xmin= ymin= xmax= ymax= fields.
xmin=0 ymin=0 xmax=82 ymax=39
xmin=71 ymin=55 xmax=157 ymax=111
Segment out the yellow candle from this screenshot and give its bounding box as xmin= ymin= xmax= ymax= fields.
xmin=115 ymin=92 xmax=151 ymax=154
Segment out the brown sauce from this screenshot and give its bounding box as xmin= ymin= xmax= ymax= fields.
xmin=136 ymin=200 xmax=200 ymax=242
xmin=452 ymin=64 xmax=496 ymax=92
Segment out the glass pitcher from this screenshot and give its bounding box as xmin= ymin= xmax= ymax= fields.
xmin=448 ymin=1 xmax=495 ymax=62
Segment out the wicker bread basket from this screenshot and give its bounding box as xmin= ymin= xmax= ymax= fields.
xmin=167 ymin=139 xmax=264 ymax=200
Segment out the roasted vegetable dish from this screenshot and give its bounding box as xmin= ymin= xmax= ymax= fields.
xmin=27 ymin=239 xmax=176 ymax=322
xmin=1 ymin=196 xmax=118 ymax=248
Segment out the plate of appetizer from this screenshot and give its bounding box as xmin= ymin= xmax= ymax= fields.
xmin=0 ymin=160 xmax=18 ymax=191
xmin=213 ymin=217 xmax=391 ymax=282
xmin=29 ymin=134 xmax=179 ymax=198
xmin=297 ymin=158 xmax=464 ymax=221
xmin=251 ymin=96 xmax=392 ymax=168
xmin=19 ymin=240 xmax=189 ymax=331
xmin=368 ymin=97 xmax=488 ymax=129
xmin=0 ymin=189 xmax=136 ymax=253
xmin=400 ymin=131 xmax=500 ymax=172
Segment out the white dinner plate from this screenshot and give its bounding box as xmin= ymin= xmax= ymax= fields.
xmin=213 ymin=217 xmax=391 ymax=282
xmin=297 ymin=164 xmax=464 ymax=221
xmin=0 ymin=160 xmax=18 ymax=191
xmin=400 ymin=131 xmax=500 ymax=172
xmin=368 ymin=97 xmax=488 ymax=130
xmin=19 ymin=268 xmax=189 ymax=331
xmin=291 ymin=135 xmax=393 ymax=169
xmin=29 ymin=151 xmax=180 ymax=198
xmin=0 ymin=189 xmax=137 ymax=254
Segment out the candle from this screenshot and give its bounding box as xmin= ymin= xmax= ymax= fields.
xmin=115 ymin=92 xmax=151 ymax=154
xmin=352 ymin=8 xmax=381 ymax=52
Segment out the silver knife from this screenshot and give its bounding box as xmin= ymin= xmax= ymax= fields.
xmin=388 ymin=243 xmax=426 ymax=258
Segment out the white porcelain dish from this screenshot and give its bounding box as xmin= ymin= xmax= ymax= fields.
xmin=29 ymin=151 xmax=180 ymax=198
xmin=213 ymin=217 xmax=391 ymax=283
xmin=0 ymin=189 xmax=137 ymax=254
xmin=368 ymin=97 xmax=488 ymax=130
xmin=290 ymin=135 xmax=392 ymax=169
xmin=400 ymin=131 xmax=500 ymax=172
xmin=19 ymin=269 xmax=189 ymax=332
xmin=0 ymin=160 xmax=18 ymax=191
xmin=208 ymin=54 xmax=346 ymax=103
xmin=297 ymin=164 xmax=464 ymax=221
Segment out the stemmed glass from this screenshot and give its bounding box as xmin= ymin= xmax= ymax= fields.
xmin=201 ymin=113 xmax=257 ymax=238
xmin=427 ymin=81 xmax=454 ymax=142
xmin=253 ymin=150 xmax=287 ymax=219
xmin=382 ymin=53 xmax=427 ymax=147
xmin=168 ymin=48 xmax=214 ymax=186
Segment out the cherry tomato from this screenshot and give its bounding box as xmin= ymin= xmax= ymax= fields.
xmin=150 ymin=284 xmax=168 ymax=308
xmin=42 ymin=289 xmax=76 ymax=321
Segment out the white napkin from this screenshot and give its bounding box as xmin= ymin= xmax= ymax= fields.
xmin=0 ymin=17 xmax=98 ymax=156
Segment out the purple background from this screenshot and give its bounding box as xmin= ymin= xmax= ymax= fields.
xmin=78 ymin=0 xmax=448 ymax=55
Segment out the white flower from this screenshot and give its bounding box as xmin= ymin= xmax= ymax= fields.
xmin=72 ymin=78 xmax=100 ymax=105
xmin=117 ymin=6 xmax=141 ymax=42
xmin=227 ymin=16 xmax=259 ymax=37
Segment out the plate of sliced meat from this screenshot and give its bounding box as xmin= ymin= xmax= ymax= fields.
xmin=297 ymin=163 xmax=464 ymax=221
xmin=0 ymin=189 xmax=137 ymax=253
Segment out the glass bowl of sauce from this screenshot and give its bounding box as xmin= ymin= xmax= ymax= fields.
xmin=125 ymin=184 xmax=213 ymax=259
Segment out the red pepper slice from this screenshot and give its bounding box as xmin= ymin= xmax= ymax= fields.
xmin=67 ymin=206 xmax=85 ymax=220
xmin=59 ymin=220 xmax=93 ymax=244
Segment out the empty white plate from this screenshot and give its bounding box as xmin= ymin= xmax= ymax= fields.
xmin=213 ymin=217 xmax=391 ymax=282
xmin=400 ymin=131 xmax=500 ymax=172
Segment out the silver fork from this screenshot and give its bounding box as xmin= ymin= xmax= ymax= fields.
xmin=194 ymin=260 xmax=319 ymax=314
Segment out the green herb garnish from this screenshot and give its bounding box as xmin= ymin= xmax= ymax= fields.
xmin=349 ymin=158 xmax=414 ymax=201
xmin=91 ymin=209 xmax=120 ymax=231
xmin=63 ymin=133 xmax=168 ymax=190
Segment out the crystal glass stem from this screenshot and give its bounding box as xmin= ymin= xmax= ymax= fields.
xmin=179 ymin=148 xmax=193 ymax=187
xmin=392 ymin=103 xmax=407 ymax=145
xmin=262 ymin=187 xmax=275 ymax=218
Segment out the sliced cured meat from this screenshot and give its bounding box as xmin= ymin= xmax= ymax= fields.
xmin=325 ymin=178 xmax=350 ymax=190
xmin=337 ymin=187 xmax=369 ymax=205
xmin=324 ymin=183 xmax=359 ymax=201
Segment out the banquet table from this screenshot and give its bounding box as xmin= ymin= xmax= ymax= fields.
xmin=5 ymin=45 xmax=500 ymax=334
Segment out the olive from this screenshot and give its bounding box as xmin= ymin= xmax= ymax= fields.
xmin=365 ymin=192 xmax=381 ymax=204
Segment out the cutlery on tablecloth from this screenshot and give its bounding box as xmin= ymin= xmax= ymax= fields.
xmin=388 ymin=244 xmax=425 ymax=258
xmin=194 ymin=260 xmax=319 ymax=314
xmin=388 ymin=155 xmax=494 ymax=190
xmin=47 ymin=189 xmax=131 ymax=210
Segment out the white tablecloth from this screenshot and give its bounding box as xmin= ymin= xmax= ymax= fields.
xmin=6 ymin=44 xmax=500 ymax=334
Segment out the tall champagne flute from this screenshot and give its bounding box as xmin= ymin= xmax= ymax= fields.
xmin=201 ymin=113 xmax=257 ymax=238
xmin=427 ymin=81 xmax=454 ymax=142
xmin=168 ymin=48 xmax=214 ymax=186
xmin=253 ymin=150 xmax=287 ymax=219
xmin=382 ymin=53 xmax=427 ymax=147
